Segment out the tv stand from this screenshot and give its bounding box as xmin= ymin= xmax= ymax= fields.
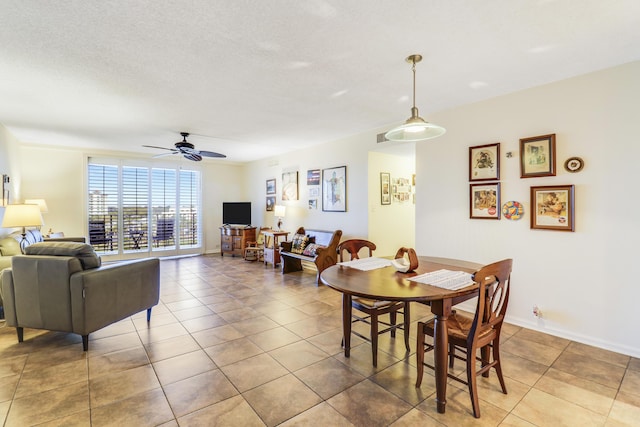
xmin=220 ymin=225 xmax=256 ymax=257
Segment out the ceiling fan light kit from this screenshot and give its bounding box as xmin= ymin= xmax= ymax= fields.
xmin=143 ymin=132 xmax=226 ymax=161
xmin=385 ymin=54 xmax=446 ymax=142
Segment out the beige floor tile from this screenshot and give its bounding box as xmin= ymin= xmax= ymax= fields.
xmin=620 ymin=368 xmax=640 ymax=398
xmin=535 ymin=367 xmax=616 ymax=415
xmin=88 ymin=346 xmax=150 ymax=379
xmin=153 ymin=349 xmax=217 ymax=385
xmin=327 ymin=379 xmax=413 ymax=426
xmin=15 ymin=358 xmax=87 ymax=398
xmin=164 ymin=369 xmax=238 ymax=417
xmin=607 ymin=399 xmax=640 ymax=426
xmin=248 ymin=325 xmax=303 ymax=351
xmin=205 ymin=337 xmax=264 ymax=366
xmin=191 ymin=323 xmax=245 ymax=348
xmin=243 ymin=374 xmax=323 ymax=426
xmin=268 ymin=340 xmax=329 ymax=371
xmin=5 ymin=381 xmax=89 ymax=426
xmin=295 ymin=357 xmax=366 ymax=400
xmin=501 ymin=333 xmax=563 ymax=366
xmin=220 ymin=353 xmax=288 ymax=392
xmin=280 ymin=402 xmax=355 ymax=426
xmin=144 ymin=333 xmax=202 ymax=362
xmin=565 ymin=341 xmax=630 ymax=369
xmin=177 ymin=395 xmax=265 ymax=426
xmin=90 ymin=387 xmax=174 ymax=426
xmin=511 ymin=388 xmax=606 ymax=426
xmin=552 ymin=351 xmax=626 ymax=389
xmin=89 ymin=364 xmax=160 ymax=407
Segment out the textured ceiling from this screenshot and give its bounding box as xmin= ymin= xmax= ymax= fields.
xmin=1 ymin=1 xmax=639 ymax=163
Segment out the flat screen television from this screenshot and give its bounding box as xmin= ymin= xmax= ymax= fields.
xmin=222 ymin=202 xmax=252 ymax=226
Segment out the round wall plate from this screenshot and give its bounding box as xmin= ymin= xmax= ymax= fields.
xmin=564 ymin=157 xmax=584 ymax=173
xmin=502 ymin=201 xmax=524 ymax=220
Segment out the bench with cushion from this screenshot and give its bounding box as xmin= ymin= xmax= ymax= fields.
xmin=280 ymin=227 xmax=342 ymax=284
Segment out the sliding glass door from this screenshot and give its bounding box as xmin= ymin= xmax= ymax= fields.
xmin=88 ymin=160 xmax=202 ymax=258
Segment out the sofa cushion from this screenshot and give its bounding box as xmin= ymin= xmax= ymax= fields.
xmin=0 ymin=237 xmax=21 ymax=257
xmin=290 ymin=233 xmax=309 ymax=254
xmin=302 ymin=243 xmax=324 ymax=257
xmin=25 ymin=242 xmax=102 ymax=270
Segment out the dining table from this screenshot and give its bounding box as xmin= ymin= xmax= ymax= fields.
xmin=320 ymin=255 xmax=483 ymax=414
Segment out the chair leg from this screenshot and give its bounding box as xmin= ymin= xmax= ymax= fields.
xmin=449 ymin=343 xmax=455 ymax=368
xmin=82 ymin=335 xmax=89 ymax=351
xmin=147 ymin=307 xmax=152 ymax=322
xmin=481 ymin=345 xmax=490 ymax=378
xmin=467 ymin=346 xmax=481 ymax=418
xmin=493 ymin=340 xmax=507 ymax=394
xmin=371 ymin=311 xmax=379 ymax=367
xmin=389 ymin=310 xmax=397 ymax=338
xmin=403 ymin=302 xmax=411 ymax=351
xmin=16 ymin=327 xmax=24 ymax=343
xmin=415 ymin=322 xmax=425 ymax=387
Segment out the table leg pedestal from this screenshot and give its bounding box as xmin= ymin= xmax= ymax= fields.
xmin=342 ymin=294 xmax=352 ymax=358
xmin=431 ymin=300 xmax=452 ymax=414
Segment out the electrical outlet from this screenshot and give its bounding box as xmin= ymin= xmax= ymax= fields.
xmin=532 ymin=305 xmax=542 ymax=318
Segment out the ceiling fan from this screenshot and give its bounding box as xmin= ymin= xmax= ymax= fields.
xmin=143 ymin=132 xmax=226 ymax=161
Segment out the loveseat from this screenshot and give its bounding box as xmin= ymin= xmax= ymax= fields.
xmin=1 ymin=242 xmax=160 ymax=351
xmin=280 ymin=227 xmax=342 ymax=284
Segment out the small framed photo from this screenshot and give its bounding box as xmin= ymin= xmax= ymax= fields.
xmin=322 ymin=165 xmax=346 ymax=212
xmin=266 ymin=178 xmax=276 ymax=195
xmin=469 ymin=143 xmax=500 ymax=181
xmin=266 ymin=196 xmax=275 ymax=211
xmin=380 ymin=172 xmax=391 ymax=205
xmin=520 ymin=134 xmax=556 ymax=178
xmin=531 ymin=185 xmax=575 ymax=231
xmin=307 ymin=169 xmax=320 ymax=185
xmin=470 ymin=182 xmax=500 ymax=220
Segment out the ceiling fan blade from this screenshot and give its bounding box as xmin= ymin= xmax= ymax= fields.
xmin=143 ymin=145 xmax=176 ymax=151
xmin=198 ymin=150 xmax=227 ymax=158
xmin=152 ymin=151 xmax=177 ymax=158
xmin=183 ymin=153 xmax=202 ymax=161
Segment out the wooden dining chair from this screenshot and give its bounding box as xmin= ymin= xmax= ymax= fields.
xmin=337 ymin=239 xmax=410 ymax=366
xmin=415 ymin=258 xmax=513 ymax=418
xmin=244 ymin=227 xmax=269 ymax=261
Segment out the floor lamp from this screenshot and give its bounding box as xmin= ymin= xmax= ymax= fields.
xmin=1 ymin=204 xmax=44 ymax=253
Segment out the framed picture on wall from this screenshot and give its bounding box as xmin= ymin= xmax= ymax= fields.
xmin=266 ymin=178 xmax=276 ymax=195
xmin=469 ymin=143 xmax=500 ymax=181
xmin=322 ymin=166 xmax=346 ymax=212
xmin=470 ymin=182 xmax=501 ymax=219
xmin=266 ymin=196 xmax=275 ymax=211
xmin=380 ymin=172 xmax=391 ymax=205
xmin=307 ymin=169 xmax=320 ymax=185
xmin=282 ymin=171 xmax=298 ymax=201
xmin=530 ymin=185 xmax=574 ymax=231
xmin=520 ymin=134 xmax=556 ymax=178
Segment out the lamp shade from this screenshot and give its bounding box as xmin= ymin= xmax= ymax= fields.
xmin=24 ymin=199 xmax=48 ymax=213
xmin=1 ymin=204 xmax=44 ymax=228
xmin=384 ymin=119 xmax=446 ymax=142
xmin=274 ymin=205 xmax=286 ymax=218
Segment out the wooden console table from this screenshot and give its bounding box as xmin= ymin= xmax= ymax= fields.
xmin=262 ymin=230 xmax=289 ymax=268
xmin=220 ymin=225 xmax=256 ymax=257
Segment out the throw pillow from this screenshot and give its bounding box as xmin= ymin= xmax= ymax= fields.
xmin=302 ymin=243 xmax=324 ymax=257
xmin=25 ymin=242 xmax=102 ymax=270
xmin=290 ymin=233 xmax=309 ymax=254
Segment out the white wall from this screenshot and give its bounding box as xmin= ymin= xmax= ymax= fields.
xmin=417 ymin=60 xmax=640 ymax=357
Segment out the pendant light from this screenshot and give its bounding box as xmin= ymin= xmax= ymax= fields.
xmin=385 ymin=54 xmax=445 ymax=142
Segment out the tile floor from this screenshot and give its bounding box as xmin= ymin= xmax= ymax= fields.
xmin=0 ymin=254 xmax=638 ymax=426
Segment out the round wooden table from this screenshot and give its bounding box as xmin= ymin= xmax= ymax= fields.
xmin=320 ymin=256 xmax=483 ymax=414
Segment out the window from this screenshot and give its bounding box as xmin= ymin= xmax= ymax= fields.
xmin=88 ymin=161 xmax=201 ymax=255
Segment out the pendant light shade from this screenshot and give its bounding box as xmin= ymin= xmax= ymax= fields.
xmin=385 ymin=54 xmax=445 ymax=142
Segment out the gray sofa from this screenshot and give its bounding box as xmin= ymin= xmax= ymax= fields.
xmin=1 ymin=242 xmax=160 ymax=351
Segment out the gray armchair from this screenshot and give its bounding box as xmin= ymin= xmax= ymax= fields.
xmin=1 ymin=242 xmax=160 ymax=351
